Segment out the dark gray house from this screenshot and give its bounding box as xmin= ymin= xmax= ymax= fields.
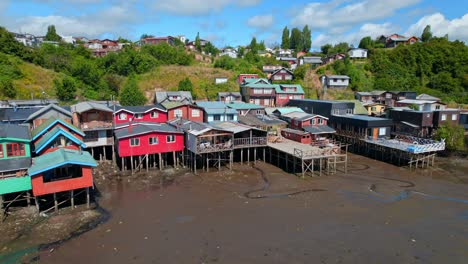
xmin=287 ymin=99 xmax=354 ymax=118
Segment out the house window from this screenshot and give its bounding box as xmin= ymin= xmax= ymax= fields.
xmin=346 ymin=109 xmax=353 ymax=114
xmin=294 ymin=95 xmax=302 ymax=99
xmin=435 ymin=105 xmax=440 ymax=110
xmin=213 ymin=115 xmax=221 ymax=121
xmin=318 ymin=118 xmax=323 ymax=125
xmin=0 ymin=145 xmax=3 ymax=158
xmin=254 ymin=89 xmax=262 ymax=94
xmin=192 ymin=109 xmax=200 ymax=117
xmin=263 ymin=89 xmax=271 ymax=94
xmin=311 ymin=119 xmax=316 ymax=125
xmin=279 ymin=94 xmax=287 ymax=99
xmin=130 ymin=138 xmax=140 ymax=146
xmin=256 ymin=110 xmax=262 ymax=114
xmin=6 ymin=143 xmax=25 ymax=157
xmin=274 ymin=75 xmax=282 ymax=80
xmin=167 ymin=135 xmax=176 ymax=143
xmin=118 ymin=112 xmax=127 ymax=120
xmin=452 ymin=114 xmax=458 ymax=121
xmin=134 ymin=113 xmax=143 ymax=119
xmin=371 ymin=107 xmax=376 ymax=111
xmin=149 ymin=137 xmax=158 ymax=145
xmin=379 ymin=127 xmax=386 ymax=136
xmin=174 ymin=109 xmax=183 ymax=118
xmin=385 ymin=93 xmax=392 ymax=99
xmin=254 ymin=99 xmax=260 ymax=105
xmin=150 ymin=111 xmax=159 ymax=118
xmin=227 ymin=114 xmax=235 ymax=121
xmin=264 ymin=99 xmax=270 ymax=106
xmin=441 ymin=114 xmax=447 ymax=121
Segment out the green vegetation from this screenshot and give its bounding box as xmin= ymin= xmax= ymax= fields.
xmin=120 ymin=75 xmax=146 ymax=106
xmin=44 ymin=25 xmax=61 ymax=42
xmin=280 ymin=25 xmax=312 ymax=52
xmin=54 ymin=76 xmax=76 ymax=101
xmin=178 ymin=77 xmax=193 ymax=94
xmin=434 ymin=124 xmax=465 ymax=151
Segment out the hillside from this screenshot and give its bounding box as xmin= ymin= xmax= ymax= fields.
xmin=14 ymin=61 xmax=62 ymax=99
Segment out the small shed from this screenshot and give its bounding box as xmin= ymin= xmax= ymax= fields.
xmin=281 ymin=128 xmax=312 ymax=144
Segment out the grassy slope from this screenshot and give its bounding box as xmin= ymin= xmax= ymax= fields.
xmin=12 ymin=61 xmax=61 ymax=100
xmin=138 ymin=64 xmax=239 ymax=101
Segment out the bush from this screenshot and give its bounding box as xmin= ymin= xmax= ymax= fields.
xmin=0 ymin=79 xmax=17 ymax=98
xmin=54 ymin=76 xmax=77 ymax=101
xmin=434 ymin=124 xmax=465 ymax=151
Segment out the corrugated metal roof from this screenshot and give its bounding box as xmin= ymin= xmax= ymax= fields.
xmin=326 ymin=75 xmax=350 ymax=79
xmin=71 ymin=101 xmax=113 ymax=114
xmin=0 ymin=157 xmax=31 ymax=173
xmin=155 ymin=91 xmax=193 ymax=104
xmin=302 ymin=125 xmax=336 ymax=134
xmin=28 ymin=149 xmax=96 ymax=176
xmin=0 ymin=108 xmax=41 ymax=122
xmin=416 ymin=94 xmax=441 ymax=101
xmin=225 ymin=102 xmax=264 ymax=110
xmin=31 ymin=118 xmax=84 ymax=139
xmin=274 ymin=84 xmax=305 ymax=94
xmin=281 ymin=128 xmax=308 ymax=135
xmin=25 ymin=104 xmax=72 ymax=122
xmin=114 ymin=122 xmax=181 ymax=139
xmin=282 ymin=111 xmax=315 ymax=121
xmin=211 ymin=121 xmax=260 ymax=134
xmin=0 ymin=124 xmax=30 ymax=140
xmin=398 ymin=99 xmax=437 ymax=105
xmin=115 ymin=104 xmax=166 ymax=113
xmin=195 ymin=101 xmax=238 ymax=115
xmin=238 ymin=115 xmax=287 ymax=126
xmin=268 ymin=107 xmax=304 ymax=115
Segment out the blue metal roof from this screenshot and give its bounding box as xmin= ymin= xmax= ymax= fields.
xmin=195 ymin=101 xmax=238 ymax=115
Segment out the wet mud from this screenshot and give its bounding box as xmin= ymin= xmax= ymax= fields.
xmin=3 ymin=153 xmax=468 ymax=263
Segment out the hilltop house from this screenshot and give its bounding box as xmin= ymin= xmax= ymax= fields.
xmin=155 ymin=91 xmax=193 ymax=104
xmin=348 ymin=48 xmax=367 ymax=59
xmin=219 ymin=48 xmax=237 ymax=58
xmin=140 ymin=36 xmax=176 ymax=46
xmin=274 ymin=84 xmax=305 ymax=106
xmin=262 ymin=65 xmax=283 ymax=73
xmin=323 ymin=53 xmax=346 ymax=64
xmin=379 ymin=34 xmax=419 ymax=48
xmin=240 ymin=78 xmax=276 ymax=107
xmin=195 ymin=101 xmax=238 ymax=123
xmin=114 ymin=105 xmax=167 ymax=125
xmin=416 ymin=93 xmax=441 ymax=102
xmin=161 ymin=102 xmax=204 ymax=122
xmin=237 ymin=74 xmax=259 ymax=84
xmin=320 ymin=75 xmax=350 ymax=90
xmin=269 ymin=67 xmax=294 ymax=82
xmin=0 ymin=124 xmax=32 ymax=197
xmin=217 ymin=92 xmax=242 ymax=103
xmin=300 ymin=56 xmax=322 ymax=66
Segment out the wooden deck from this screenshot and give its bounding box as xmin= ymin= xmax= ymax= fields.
xmin=267 ymin=138 xmax=340 ymax=159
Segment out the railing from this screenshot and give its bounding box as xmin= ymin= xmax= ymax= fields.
xmin=233 ymin=137 xmax=267 ymax=148
xmin=81 ymin=120 xmax=113 ymax=130
xmin=196 ymin=141 xmax=233 ymax=153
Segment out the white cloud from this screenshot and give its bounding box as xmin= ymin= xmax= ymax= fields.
xmin=312 ymin=22 xmax=398 ymax=49
xmin=405 ymin=12 xmax=468 ymax=42
xmin=152 ymin=0 xmax=262 ymax=15
xmin=292 ymin=0 xmax=421 ymax=33
xmin=247 ymin=14 xmax=274 ymax=30
xmin=5 ymin=3 xmax=139 ymax=38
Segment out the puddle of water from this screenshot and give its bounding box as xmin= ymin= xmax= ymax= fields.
xmin=0 ymin=247 xmax=38 ymax=264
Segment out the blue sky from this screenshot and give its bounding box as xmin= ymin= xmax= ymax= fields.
xmin=1 ymin=0 xmax=467 ymax=50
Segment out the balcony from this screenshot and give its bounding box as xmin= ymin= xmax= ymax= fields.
xmin=80 ymin=120 xmax=113 ymax=131
xmin=233 ymin=137 xmax=267 ymax=148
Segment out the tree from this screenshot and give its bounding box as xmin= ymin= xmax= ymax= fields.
xmin=290 ymin=28 xmax=303 ymax=51
xmin=140 ymin=34 xmax=154 ymax=39
xmin=195 ymin=32 xmax=202 ymax=52
xmin=203 ymin=41 xmax=219 ymax=56
xmin=44 ymin=25 xmax=61 ymax=42
xmin=0 ymin=79 xmax=17 ymax=98
xmin=421 ymin=25 xmax=433 ymax=42
xmin=119 ymin=75 xmax=146 ymax=106
xmin=178 ymin=77 xmax=193 ymax=93
xmin=54 ymin=76 xmax=77 ymax=101
xmin=294 ymin=64 xmax=308 ymax=80
xmin=281 ymin=26 xmax=290 ymax=49
xmin=321 ymin=44 xmax=332 ymax=55
xmin=249 ymin=37 xmax=258 ymax=54
xmin=434 ymin=124 xmax=465 ymax=151
xmin=302 ymin=25 xmax=312 ymax=52
xmin=358 ymin=36 xmax=374 ymax=49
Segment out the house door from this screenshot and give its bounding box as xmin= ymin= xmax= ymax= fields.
xmin=373 ymin=128 xmax=378 ymax=139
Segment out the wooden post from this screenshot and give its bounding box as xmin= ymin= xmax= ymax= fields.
xmin=71 ymin=190 xmax=74 ymax=210
xmin=26 ymin=191 xmax=31 ymax=207
xmin=121 ymin=157 xmax=124 ymax=171
xmin=0 ymin=195 xmax=3 ymax=218
xmin=194 ymin=153 xmax=197 ymax=174
xmin=218 ymin=153 xmax=221 ymax=171
xmin=34 ymin=196 xmax=40 ymax=213
xmin=103 ymin=146 xmax=107 ymax=160
xmin=206 ymin=155 xmax=209 ymax=172
xmin=254 ymin=148 xmax=257 ymax=164
xmin=131 ymin=155 xmax=134 ymax=174
xmin=54 ymin=193 xmax=58 ymax=212
xmin=247 ymin=148 xmax=250 ymax=164
xmin=112 ymin=144 xmax=115 ymax=164
xmin=159 ymin=153 xmax=163 ymax=170
xmin=86 ymin=187 xmax=90 ymax=208
xmin=241 ymin=149 xmax=243 ymax=164
xmin=319 ymin=158 xmax=322 ymax=176
xmin=230 ymin=151 xmax=233 ymax=170
xmin=301 ymin=158 xmax=305 ymax=179
xmin=263 ymin=148 xmax=266 ymax=163
xmin=173 ymin=151 xmax=176 ymax=168
xmin=146 ymin=154 xmax=149 ymax=172
xmin=91 ymin=147 xmax=94 ymax=159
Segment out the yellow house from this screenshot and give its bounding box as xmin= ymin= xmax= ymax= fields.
xmin=364 ymin=103 xmax=386 ymax=116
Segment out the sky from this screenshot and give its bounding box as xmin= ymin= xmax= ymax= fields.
xmin=1 ymin=0 xmax=467 ymax=50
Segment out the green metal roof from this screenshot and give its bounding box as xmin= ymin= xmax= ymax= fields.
xmin=225 ymin=102 xmax=264 ymax=110
xmin=271 ymin=107 xmax=305 ymax=115
xmin=34 ymin=126 xmax=85 ymax=153
xmin=31 ymin=117 xmax=84 ymax=140
xmin=161 ymin=101 xmax=184 ymax=109
xmin=274 ymin=84 xmax=305 ymax=94
xmin=28 ymin=148 xmax=96 ymax=176
xmin=243 ymin=83 xmax=276 ymax=89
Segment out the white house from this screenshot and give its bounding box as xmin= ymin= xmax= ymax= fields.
xmin=320 ymin=75 xmax=350 ymax=89
xmin=219 ymin=48 xmax=237 ymax=58
xmin=396 ymin=99 xmax=447 ymax=111
xmin=61 ymin=36 xmax=76 ymax=44
xmin=349 ymin=48 xmax=367 ymax=59
xmin=214 ymin=77 xmax=228 ymax=84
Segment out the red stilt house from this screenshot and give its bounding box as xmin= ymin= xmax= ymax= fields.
xmin=114 ymin=105 xmax=168 ymax=125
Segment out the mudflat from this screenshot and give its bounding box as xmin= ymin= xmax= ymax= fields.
xmin=8 ymin=154 xmax=468 ymax=263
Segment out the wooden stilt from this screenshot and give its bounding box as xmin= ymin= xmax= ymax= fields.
xmin=91 ymin=147 xmax=94 ymax=159
xmin=86 ymin=187 xmax=90 ymax=208
xmin=230 ymin=151 xmax=233 ymax=170
xmin=131 ymin=156 xmax=134 ymax=174
xmin=71 ymin=190 xmax=74 ymax=209
xmin=0 ymin=195 xmax=3 ymax=218
xmin=54 ymin=193 xmax=58 ymax=212
xmin=194 ymin=153 xmax=197 ymax=174
xmin=121 ymin=157 xmax=124 ymax=171
xmin=146 ymin=154 xmax=149 ymax=172
xmin=159 ymin=153 xmax=162 ymax=170
xmin=26 ymin=191 xmax=31 ymax=207
xmin=173 ymin=151 xmax=176 ymax=168
xmin=112 ymin=144 xmax=115 ymax=164
xmin=263 ymin=148 xmax=266 ymax=163
xmin=34 ymin=196 xmax=39 ymax=212
xmin=206 ymin=155 xmax=209 ymax=172
xmin=247 ymin=148 xmax=250 ymax=164
xmin=103 ymin=146 xmax=107 ymax=160
xmin=301 ymin=158 xmax=305 ymax=178
xmin=241 ymin=149 xmax=243 ymax=164
xmin=218 ymin=153 xmax=221 ymax=171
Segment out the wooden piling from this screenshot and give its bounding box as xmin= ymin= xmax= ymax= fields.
xmin=86 ymin=187 xmax=90 ymax=208
xmin=71 ymin=190 xmax=74 ymax=210
xmin=54 ymin=193 xmax=58 ymax=212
